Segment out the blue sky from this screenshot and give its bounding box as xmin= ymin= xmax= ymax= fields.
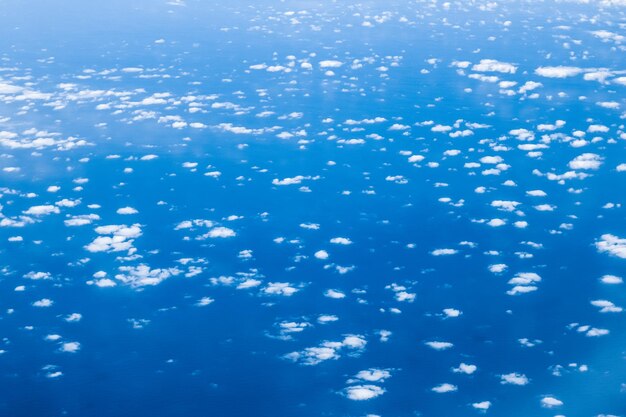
xmin=0 ymin=1 xmax=625 ymax=416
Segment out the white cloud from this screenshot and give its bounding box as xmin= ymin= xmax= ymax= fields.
xmin=55 ymin=198 xmax=81 ymax=208
xmin=325 ymin=289 xmax=345 ymax=299
xmin=507 ymin=285 xmax=538 ymax=295
xmin=526 ymin=190 xmax=547 ymax=197
xmin=60 ymin=342 xmax=81 ymax=353
xmin=425 ymin=341 xmax=453 ymax=350
xmin=568 ymin=153 xmax=603 ymax=170
xmin=354 ymin=368 xmax=391 ymax=382
xmin=0 ymin=82 xmax=23 ymax=94
xmin=94 ymin=278 xmax=117 ymax=287
xmin=115 ymin=264 xmax=182 ymax=287
xmin=508 ymin=272 xmax=541 ymax=285
xmin=596 ymin=234 xmax=626 ymax=258
xmin=491 ymin=200 xmax=520 ymax=211
xmin=453 ymin=363 xmax=477 ymax=374
xmin=318 ymin=314 xmax=338 ymax=324
xmin=330 ymin=237 xmax=352 ymax=245
xmin=23 ymin=205 xmax=60 ymax=216
xmin=315 ymin=250 xmax=329 ymax=260
xmin=24 ymin=271 xmax=51 ymax=280
xmin=65 ymin=214 xmax=100 ymax=227
xmin=472 ymin=401 xmax=491 ymax=411
xmin=443 ymin=308 xmax=462 ymax=318
xmin=480 ymin=156 xmax=503 ymax=164
xmin=285 ymin=335 xmax=366 ymax=365
xmin=535 ymin=66 xmax=583 ymax=78
xmin=237 ymin=279 xmax=262 ymax=289
xmin=500 ymin=372 xmax=529 ymax=385
xmin=586 ymin=327 xmax=609 ymax=337
xmin=196 ymin=297 xmax=215 ymax=306
xmin=344 ymin=385 xmax=385 ymax=400
xmin=85 ymin=224 xmax=142 ymax=253
xmin=431 ymin=248 xmax=458 ymax=256
xmin=534 ymin=204 xmax=556 ymax=212
xmin=590 ymin=299 xmax=622 ymax=313
xmin=272 ymin=176 xmax=307 ymax=186
xmin=487 ymin=218 xmax=506 ymax=227
xmin=65 ymin=313 xmax=82 ymax=322
xmin=116 ymin=206 xmax=138 ymax=215
xmin=263 ymin=282 xmax=299 ymax=296
xmin=541 ymin=396 xmax=563 ymax=408
xmin=600 ymin=275 xmax=623 ymax=284
xmin=319 ymin=60 xmax=343 ymax=68
xmin=472 ymin=59 xmax=517 ymax=74
xmin=33 ymin=298 xmax=54 ymax=307
xmin=489 ymin=264 xmax=507 ymax=273
xmin=206 ymin=226 xmax=236 ymax=238
xmin=432 ymin=383 xmax=457 ymax=393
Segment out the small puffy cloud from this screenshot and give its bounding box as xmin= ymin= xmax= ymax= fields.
xmin=24 ymin=271 xmax=51 ymax=280
xmin=535 ymin=66 xmax=583 ymax=78
xmin=263 ymin=282 xmax=299 ymax=296
xmin=534 ymin=204 xmax=556 ymax=212
xmin=325 ymin=289 xmax=346 ymax=299
xmin=596 ymin=234 xmax=626 ymax=258
xmin=85 ymin=224 xmax=142 ymax=253
xmin=491 ymin=200 xmax=520 ymax=211
xmin=23 ymin=205 xmax=60 ymax=216
xmin=601 ymin=274 xmax=623 ymax=284
xmin=590 ymin=299 xmax=622 ymax=313
xmin=506 ymin=272 xmax=541 ymax=296
xmin=489 ymin=264 xmax=507 ymax=273
xmin=285 ymin=334 xmax=366 ymax=365
xmin=586 ymin=327 xmax=609 ymax=337
xmin=319 ymin=60 xmax=343 ymax=68
xmin=507 ymin=285 xmax=538 ymax=296
xmin=443 ymin=308 xmax=462 ymax=318
xmin=452 ymin=363 xmax=477 ymax=374
xmin=354 ymin=368 xmax=391 ymax=382
xmin=115 ymin=264 xmax=182 ymax=287
xmin=318 ymin=314 xmax=338 ymax=324
xmin=272 ymin=176 xmax=307 ymax=185
xmin=568 ymin=153 xmax=603 ymax=170
xmin=314 ymin=250 xmax=329 ymax=260
xmin=472 ymin=59 xmax=517 ymax=74
xmin=116 ymin=206 xmax=138 ymax=215
xmin=206 ymin=227 xmax=236 ymax=238
xmin=33 ymin=298 xmax=54 ymax=307
xmin=500 ymin=372 xmax=529 ymax=385
xmin=236 ymin=279 xmax=262 ymax=289
xmin=487 ymin=218 xmax=506 ymax=227
xmin=425 ymin=341 xmax=454 ymax=350
xmin=480 ymin=156 xmax=503 ymax=164
xmin=472 ymin=401 xmax=491 ymax=411
xmin=65 ymin=313 xmax=82 ymax=322
xmin=55 ymin=198 xmax=81 ymax=208
xmin=60 ymin=342 xmax=81 ymax=353
xmin=344 ymin=385 xmax=385 ymax=400
xmin=526 ymin=190 xmax=547 ymax=197
xmin=431 ymin=248 xmax=458 ymax=256
xmin=94 ymin=278 xmax=117 ymax=287
xmin=196 ymin=297 xmax=215 ymax=306
xmin=432 ymin=383 xmax=457 ymax=393
xmin=541 ymin=396 xmax=563 ymax=408
xmin=508 ymin=272 xmax=541 ymax=285
xmin=330 ymin=237 xmax=352 ymax=245
xmin=65 ymin=214 xmax=100 ymax=227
